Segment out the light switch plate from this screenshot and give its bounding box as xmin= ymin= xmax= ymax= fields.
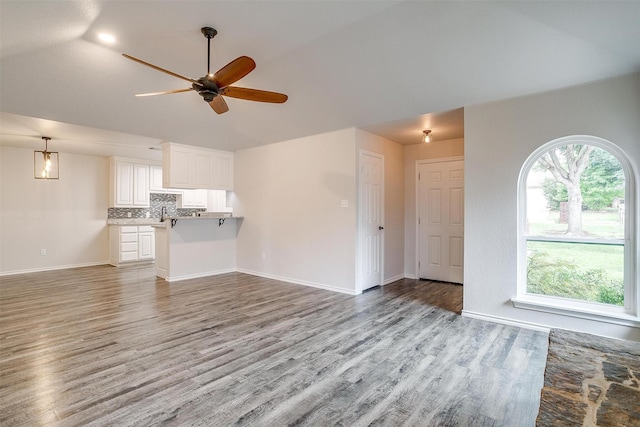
xmin=341 ymin=200 xmax=349 ymax=208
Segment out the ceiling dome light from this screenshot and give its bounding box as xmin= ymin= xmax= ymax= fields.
xmin=98 ymin=33 xmax=116 ymax=44
xmin=422 ymin=130 xmax=432 ymax=143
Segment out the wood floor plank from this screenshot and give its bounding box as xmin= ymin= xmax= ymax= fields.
xmin=0 ymin=265 xmax=548 ymax=426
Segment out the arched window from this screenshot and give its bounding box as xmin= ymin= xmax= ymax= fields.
xmin=517 ymin=136 xmax=637 ymax=323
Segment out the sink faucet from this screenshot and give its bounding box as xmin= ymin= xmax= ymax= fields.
xmin=160 ymin=206 xmax=167 ymax=222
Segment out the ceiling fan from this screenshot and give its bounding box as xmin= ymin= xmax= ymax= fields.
xmin=122 ymin=27 xmax=288 ymax=114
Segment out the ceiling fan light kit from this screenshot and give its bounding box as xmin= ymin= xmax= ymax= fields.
xmin=122 ymin=27 xmax=287 ymax=115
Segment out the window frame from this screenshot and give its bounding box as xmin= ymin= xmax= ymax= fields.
xmin=514 ymin=135 xmax=638 ymax=327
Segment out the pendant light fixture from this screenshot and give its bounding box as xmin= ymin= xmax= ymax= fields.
xmin=34 ymin=137 xmax=59 ymax=179
xmin=422 ymin=130 xmax=432 ymax=143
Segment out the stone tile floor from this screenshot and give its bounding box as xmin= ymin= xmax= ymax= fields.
xmin=537 ymin=329 xmax=640 ymax=426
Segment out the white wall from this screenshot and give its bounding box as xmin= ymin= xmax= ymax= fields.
xmin=464 ymin=72 xmax=640 ymax=340
xmin=355 ymin=129 xmax=405 ymax=284
xmin=403 ymin=138 xmax=465 ymax=277
xmin=0 ymin=146 xmax=109 ymax=274
xmin=233 ymin=128 xmax=357 ymax=293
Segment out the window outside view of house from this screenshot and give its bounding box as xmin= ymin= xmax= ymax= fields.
xmin=525 ymin=144 xmax=626 ymax=306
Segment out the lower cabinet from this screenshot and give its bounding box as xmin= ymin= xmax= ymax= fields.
xmin=109 ymin=225 xmax=155 ymax=266
xmin=138 ymin=228 xmax=155 ymax=260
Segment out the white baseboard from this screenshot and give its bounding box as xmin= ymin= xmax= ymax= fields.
xmin=165 ymin=268 xmax=237 ymax=282
xmin=384 ymin=274 xmax=405 ymax=285
xmin=236 ymin=268 xmax=357 ymax=295
xmin=461 ymin=310 xmax=551 ymax=333
xmin=0 ymin=261 xmax=109 ymax=277
xmin=404 ymin=273 xmax=418 ymax=280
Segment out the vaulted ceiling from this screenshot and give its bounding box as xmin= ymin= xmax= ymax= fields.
xmin=1 ymin=1 xmax=639 ymax=158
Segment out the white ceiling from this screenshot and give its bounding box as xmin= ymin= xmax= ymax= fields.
xmin=1 ymin=1 xmax=639 ymax=159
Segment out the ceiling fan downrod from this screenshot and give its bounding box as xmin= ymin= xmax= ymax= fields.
xmin=201 ymin=27 xmax=218 ymax=76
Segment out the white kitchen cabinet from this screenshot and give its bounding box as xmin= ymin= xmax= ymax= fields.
xmin=149 ymin=164 xmax=164 ymax=192
xmin=161 ymin=142 xmax=233 ymax=190
xmin=211 ymin=151 xmax=234 ymax=190
xmin=179 ymin=189 xmax=208 ymax=208
xmin=138 ymin=226 xmax=156 ymax=260
xmin=109 ymin=158 xmax=149 ymax=207
xmin=109 ymin=225 xmax=155 ymax=265
xmin=162 ymin=143 xmax=212 ymax=189
xmin=149 ymin=164 xmax=182 ymax=194
xmin=133 ymin=163 xmax=150 ymax=206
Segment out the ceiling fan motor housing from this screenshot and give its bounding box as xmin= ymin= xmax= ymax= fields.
xmin=194 ymin=78 xmax=220 ymax=102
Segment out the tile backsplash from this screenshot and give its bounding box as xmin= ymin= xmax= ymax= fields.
xmin=107 ymin=193 xmax=205 ymax=219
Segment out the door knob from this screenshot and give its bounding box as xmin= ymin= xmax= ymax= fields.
xmin=379 ymin=226 xmax=384 ymax=230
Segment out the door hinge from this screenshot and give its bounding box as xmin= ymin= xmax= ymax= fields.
xmin=418 ymin=217 xmax=420 ymax=225
xmin=418 ymin=173 xmax=421 ymax=180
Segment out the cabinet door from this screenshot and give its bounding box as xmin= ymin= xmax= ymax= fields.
xmin=193 ymin=151 xmax=213 ymax=188
xmin=165 ymin=147 xmax=191 ymax=188
xmin=149 ymin=165 xmax=164 ymax=193
xmin=138 ymin=231 xmax=155 ymax=260
xmin=115 ymin=161 xmax=134 ymax=206
xmin=133 ymin=163 xmax=150 ymax=206
xmin=212 ymin=152 xmax=233 ymax=190
xmin=181 ymin=189 xmax=207 ymax=208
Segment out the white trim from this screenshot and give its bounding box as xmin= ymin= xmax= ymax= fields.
xmin=356 ymin=149 xmax=385 ymax=294
xmin=0 ymin=261 xmax=109 ymax=276
xmin=164 ymin=268 xmax=237 ymax=282
xmin=511 ymin=296 xmax=640 ymax=328
xmin=461 ymin=310 xmax=551 ymax=333
xmin=404 ymin=273 xmax=418 ymax=280
xmin=236 ymin=268 xmax=357 ymax=295
xmin=417 ymin=156 xmax=465 ymax=165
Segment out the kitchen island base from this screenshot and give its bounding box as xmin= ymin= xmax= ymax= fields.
xmin=154 ymin=217 xmax=240 ymax=281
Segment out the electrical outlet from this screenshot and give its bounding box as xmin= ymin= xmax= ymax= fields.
xmin=40 ymin=249 xmax=46 ymax=256
xmin=127 ymin=212 xmax=132 ymax=218
xmin=261 ymin=252 xmax=266 ymax=260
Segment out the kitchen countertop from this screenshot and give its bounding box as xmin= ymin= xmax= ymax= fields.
xmin=108 ymin=214 xmax=239 ymax=226
xmin=152 ymin=215 xmax=243 ymax=228
xmin=107 ymin=218 xmax=164 ymax=226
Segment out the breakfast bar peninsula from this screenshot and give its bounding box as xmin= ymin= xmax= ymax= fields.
xmin=153 ymin=214 xmax=241 ymax=281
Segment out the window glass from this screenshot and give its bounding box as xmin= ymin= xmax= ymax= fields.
xmin=525 ymin=144 xmax=626 ymax=307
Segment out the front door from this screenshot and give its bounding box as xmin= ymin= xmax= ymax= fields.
xmin=418 ymin=159 xmax=464 ymax=283
xmin=359 ymin=151 xmax=384 ymax=291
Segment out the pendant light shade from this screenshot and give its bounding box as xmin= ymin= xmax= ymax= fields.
xmin=34 ymin=137 xmax=59 ymax=179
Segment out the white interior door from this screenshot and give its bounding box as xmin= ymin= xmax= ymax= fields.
xmin=359 ymin=151 xmax=384 ymax=291
xmin=418 ymin=159 xmax=464 ymax=284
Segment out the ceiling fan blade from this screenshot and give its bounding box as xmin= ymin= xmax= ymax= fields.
xmin=213 ymin=56 xmax=256 ymax=88
xmin=209 ymin=95 xmax=229 ymax=114
xmin=122 ymin=54 xmax=201 ymax=86
xmin=221 ymin=86 xmax=288 ymax=103
xmin=135 ymin=88 xmax=194 ymax=97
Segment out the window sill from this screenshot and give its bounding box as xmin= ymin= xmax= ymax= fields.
xmin=512 ymin=295 xmax=640 ymax=329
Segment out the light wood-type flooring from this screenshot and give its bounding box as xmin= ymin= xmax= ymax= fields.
xmin=0 ymin=265 xmax=549 ymax=426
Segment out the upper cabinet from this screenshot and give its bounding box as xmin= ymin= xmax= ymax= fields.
xmin=161 ymin=142 xmax=233 ymax=190
xmin=149 ymin=164 xmax=182 ymax=194
xmin=109 ymin=158 xmax=150 ymax=207
xmin=212 ymin=151 xmax=234 ymax=191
